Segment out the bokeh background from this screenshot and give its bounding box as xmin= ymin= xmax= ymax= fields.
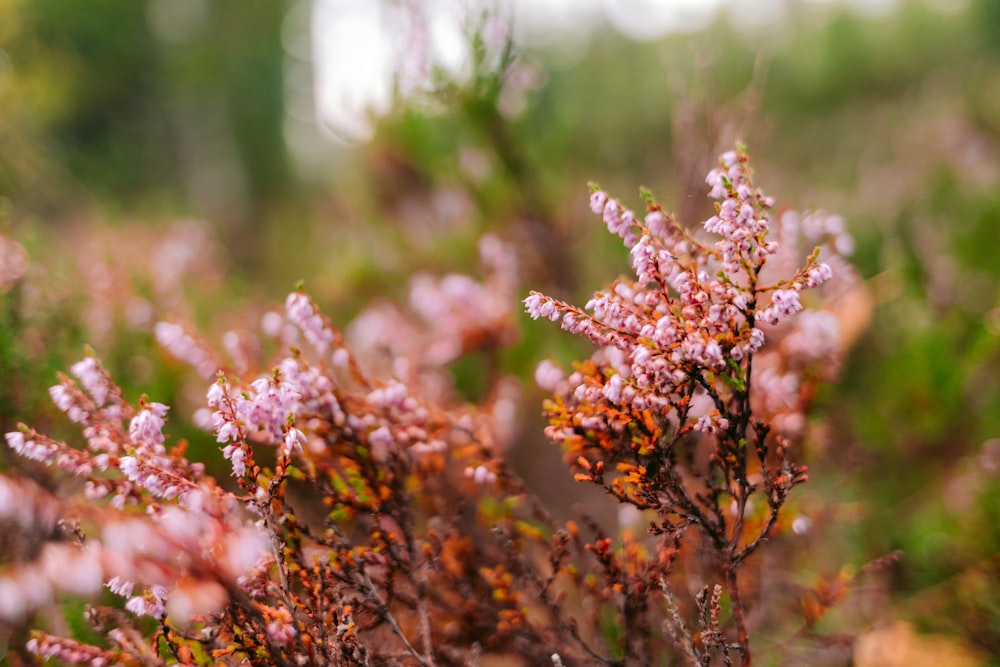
xmin=1 ymin=0 xmax=999 ymax=664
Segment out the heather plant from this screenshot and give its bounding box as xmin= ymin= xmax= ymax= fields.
xmin=524 ymin=144 xmax=854 ymax=665
xmin=1 ymin=146 xmax=857 ymax=666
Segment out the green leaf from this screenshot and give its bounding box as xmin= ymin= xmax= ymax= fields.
xmin=638 ymin=186 xmax=657 ymax=207
xmin=723 ymin=357 xmax=746 ymax=392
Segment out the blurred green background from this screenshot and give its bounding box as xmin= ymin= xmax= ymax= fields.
xmin=1 ymin=0 xmax=999 ymax=663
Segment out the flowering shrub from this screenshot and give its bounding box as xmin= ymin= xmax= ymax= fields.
xmin=1 ymin=146 xmax=855 ymax=665
xmin=525 ymin=144 xmax=857 ymax=664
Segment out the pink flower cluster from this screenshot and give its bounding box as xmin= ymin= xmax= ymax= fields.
xmin=209 ymin=360 xmax=322 ymax=477
xmin=286 ymin=291 xmax=337 ymax=354
xmin=194 ymin=285 xmax=507 ymax=490
xmin=1 ymin=356 xmax=269 ymax=632
xmin=26 ymin=634 xmax=120 ymax=667
xmin=526 ymin=146 xmax=834 ymax=428
xmin=0 ymin=475 xmax=267 ymax=629
xmin=349 ymin=234 xmax=519 ymax=375
xmin=155 ymin=321 xmax=223 ymax=379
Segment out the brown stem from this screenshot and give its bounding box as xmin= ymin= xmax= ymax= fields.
xmin=726 ymin=564 xmax=751 ymax=667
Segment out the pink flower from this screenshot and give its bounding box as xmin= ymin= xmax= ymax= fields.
xmin=706 ymin=168 xmax=728 ymax=199
xmin=332 ymin=347 xmax=350 ymax=367
xmin=367 ymin=381 xmax=408 ymax=409
xmin=784 ymin=310 xmax=839 ymax=362
xmin=70 ymin=358 xmax=109 ymax=406
xmin=645 ymin=210 xmax=669 ymax=237
xmin=368 ymin=426 xmax=394 ymax=461
xmin=260 ymin=311 xmax=284 ymax=338
xmin=166 ymin=578 xmax=228 ymax=625
xmin=223 ymin=444 xmax=246 ymax=478
xmin=745 ymin=328 xmax=766 ymax=354
xmin=282 ymin=427 xmax=306 ymax=456
xmin=106 ymin=577 xmax=134 ymax=598
xmin=265 ymin=607 xmax=298 ymax=644
xmin=215 ymin=419 xmax=240 ymax=444
xmin=0 ymin=576 xmax=27 ymax=622
xmin=534 ymin=360 xmax=564 ymax=391
xmin=694 ymin=414 xmax=730 ymax=434
xmin=804 ymin=262 xmax=833 ymax=288
xmin=704 ymin=340 xmax=724 ymax=368
xmin=465 ymin=465 xmax=497 ymax=485
xmin=206 ymin=381 xmax=226 ymax=408
xmin=119 ymin=456 xmax=139 ymax=479
xmin=524 ymin=293 xmax=543 ymax=319
xmin=285 ymin=292 xmax=334 ymax=353
xmin=125 ymin=598 xmax=146 ymax=616
xmin=5 ymin=432 xmax=56 ymax=465
xmin=524 ymin=293 xmax=563 ymax=322
xmin=759 ymin=289 xmax=803 ymax=325
xmin=48 ymin=384 xmax=86 ymax=423
xmin=5 ymin=431 xmax=24 ymax=454
xmin=602 ymin=374 xmax=624 ymax=404
xmin=125 ymin=583 xmax=172 ymax=619
xmin=129 ymin=403 xmax=169 ymax=450
xmin=155 ymin=322 xmax=219 ymax=379
xmin=589 ymin=190 xmax=608 ymax=214
xmin=221 ymin=527 xmax=268 ymax=577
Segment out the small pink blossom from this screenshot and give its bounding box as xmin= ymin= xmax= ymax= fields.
xmin=106 ymin=577 xmax=135 ymax=599
xmin=126 ymin=584 xmax=168 ymax=619
xmin=70 ymin=357 xmax=109 ymax=406
xmin=206 ymin=380 xmax=226 ymax=407
xmin=215 ymin=420 xmax=240 ymax=444
xmin=166 ymin=578 xmax=228 ymax=625
xmin=367 ymin=381 xmax=408 ymax=409
xmin=266 ymin=606 xmax=298 ymax=644
xmin=260 ymin=311 xmax=284 ymax=338
xmin=589 ymin=190 xmax=608 ymax=214
xmin=48 ymin=384 xmax=86 ymax=423
xmin=5 ymin=431 xmax=56 ymax=465
xmin=784 ymin=310 xmax=839 ymax=362
xmin=791 ymin=515 xmax=812 ymax=535
xmin=282 ymin=427 xmax=306 ymax=456
xmin=224 ymin=444 xmax=246 ymax=478
xmin=524 ymin=293 xmax=543 ymax=319
xmin=759 ymin=289 xmax=803 ymax=325
xmin=155 ymin=322 xmax=219 ymax=379
xmin=368 ymin=426 xmax=394 ymax=461
xmin=465 ymin=464 xmax=497 ymax=485
xmin=645 ymin=210 xmax=669 ymax=237
xmin=332 ymin=347 xmax=350 ymax=367
xmin=125 ymin=596 xmax=147 ymax=617
xmin=694 ymin=414 xmax=730 ymax=434
xmin=221 ymin=527 xmax=269 ymax=577
xmin=0 ymin=576 xmax=27 ymax=622
xmin=602 ymin=374 xmax=624 ymax=404
xmin=804 ymin=262 xmax=833 ymax=288
xmin=285 ymin=292 xmax=334 ymax=353
xmin=119 ymin=456 xmax=139 ymax=479
xmin=706 ymin=168 xmax=727 ymax=199
xmin=129 ymin=403 xmax=169 ymax=450
xmin=744 ymin=328 xmax=766 ymax=355
xmin=534 ymin=360 xmax=565 ymax=391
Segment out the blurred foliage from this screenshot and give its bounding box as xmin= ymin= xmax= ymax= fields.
xmin=2 ymin=0 xmax=1000 ymax=661
xmin=0 ymin=0 xmax=292 ymax=262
